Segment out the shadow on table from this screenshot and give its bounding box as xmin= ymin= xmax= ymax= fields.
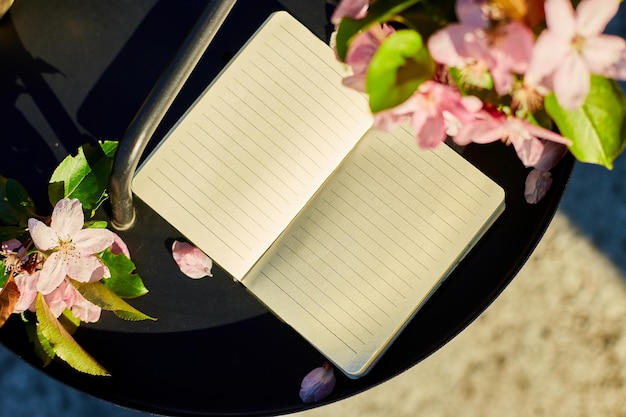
xmin=0 ymin=11 xmax=94 ymax=211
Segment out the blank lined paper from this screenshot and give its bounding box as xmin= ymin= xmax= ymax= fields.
xmin=243 ymin=125 xmax=505 ymax=376
xmin=132 ymin=11 xmax=505 ymax=378
xmin=133 ymin=11 xmax=373 ymax=279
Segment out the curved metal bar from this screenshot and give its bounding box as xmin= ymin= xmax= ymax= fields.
xmin=109 ymin=0 xmax=238 ymax=230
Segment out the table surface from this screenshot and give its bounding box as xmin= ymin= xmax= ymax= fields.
xmin=0 ymin=1 xmax=574 ymax=416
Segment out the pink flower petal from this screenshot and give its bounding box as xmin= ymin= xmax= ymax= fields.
xmin=1 ymin=239 xmax=23 ymax=253
xmin=512 ymin=135 xmax=545 ymax=166
xmin=37 ymin=252 xmax=68 ymax=295
xmin=13 ymin=271 xmax=39 ymax=313
xmin=454 ymin=117 xmax=505 ymax=145
xmin=343 ymin=24 xmax=395 ymax=92
xmin=70 ymin=289 xmax=102 ymax=323
xmin=575 ymin=0 xmax=619 ymax=37
xmin=489 ymin=63 xmax=516 ymax=96
xmin=42 ymin=277 xmax=102 ymax=322
xmin=44 ymin=279 xmax=77 ymax=318
xmin=50 ymin=198 xmax=84 ymax=237
xmin=110 ymin=232 xmax=131 ymax=259
xmin=442 ymin=95 xmax=483 ymax=136
xmin=525 ymin=169 xmax=553 ymax=204
xmin=172 ymin=241 xmax=213 ymax=279
xmin=462 ymin=30 xmax=494 ymax=67
xmin=495 ymin=21 xmax=534 ymax=75
xmin=531 ymin=142 xmax=569 ymax=171
xmin=72 ymin=227 xmax=115 ymax=255
xmin=30 ymin=197 xmax=119 ymax=296
xmin=330 ymin=0 xmax=369 ymax=25
xmin=65 ymin=254 xmax=107 ymax=283
xmin=460 ymin=95 xmax=483 ymax=113
xmin=373 ymin=109 xmax=410 ymax=131
xmin=582 ymin=35 xmax=626 ymax=77
xmin=553 ymin=51 xmax=590 ymax=109
xmin=455 ymin=0 xmax=488 ymax=28
xmin=372 ymin=87 xmax=424 ymax=132
xmin=28 ymin=218 xmax=59 ymax=252
xmin=545 ymin=0 xmax=576 ymax=40
xmin=525 ymin=31 xmax=568 ymax=87
xmin=341 ymin=74 xmax=366 ymax=93
xmin=299 ymin=363 xmax=336 ymax=403
xmin=427 ymin=24 xmax=475 ymax=68
xmin=525 ymin=123 xmax=572 ymax=146
xmin=413 ymin=113 xmax=446 ymax=148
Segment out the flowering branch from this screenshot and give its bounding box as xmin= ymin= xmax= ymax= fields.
xmin=332 ymin=0 xmax=626 ymax=202
xmin=0 ymin=141 xmax=154 ymax=376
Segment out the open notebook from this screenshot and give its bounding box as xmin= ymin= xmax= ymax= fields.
xmin=132 ymin=11 xmax=505 ymax=378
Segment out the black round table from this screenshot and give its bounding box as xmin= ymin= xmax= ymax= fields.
xmin=0 ymin=1 xmax=574 ymax=416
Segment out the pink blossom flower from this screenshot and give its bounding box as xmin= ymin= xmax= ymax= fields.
xmin=46 ymin=279 xmax=101 ymax=322
xmin=14 ymin=271 xmax=101 ymax=322
xmin=13 ymin=271 xmax=39 ymax=314
xmin=374 ymin=81 xmax=483 ymax=148
xmin=40 ymin=277 xmax=102 ymax=322
xmin=525 ymin=0 xmax=626 ymax=109
xmin=42 ymin=278 xmax=78 ymax=317
xmin=342 ymin=24 xmax=395 ymax=92
xmin=1 ymin=239 xmax=27 ymax=273
xmin=299 ymin=362 xmax=336 ymax=403
xmin=427 ymin=0 xmax=534 ymax=95
xmin=172 ymin=240 xmax=213 ymax=279
xmin=454 ymin=113 xmax=571 ymax=167
xmin=427 ymin=1 xmax=488 ymax=68
xmin=69 ymin=291 xmax=102 ymax=323
xmin=27 ymin=198 xmax=115 ymax=295
xmin=330 ymin=0 xmax=369 ymax=25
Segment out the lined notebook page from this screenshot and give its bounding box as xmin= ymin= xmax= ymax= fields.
xmin=132 ymin=12 xmax=373 ymax=279
xmin=243 ymin=125 xmax=505 ymax=377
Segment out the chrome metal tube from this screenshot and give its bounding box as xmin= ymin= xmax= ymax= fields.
xmin=109 ymin=0 xmax=238 ymax=230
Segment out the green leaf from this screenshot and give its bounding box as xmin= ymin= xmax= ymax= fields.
xmin=36 ymin=324 xmax=56 ymax=363
xmin=545 ymin=76 xmax=626 ymax=169
xmin=84 ymin=220 xmax=108 ymax=229
xmin=35 ymin=293 xmax=110 ymax=376
xmin=48 ymin=141 xmax=118 ymax=214
xmin=0 ymin=267 xmax=8 ymax=288
xmin=59 ymin=309 xmax=81 ymax=335
xmin=366 ymin=29 xmax=435 ymax=112
xmin=335 ymin=0 xmax=423 ymax=61
xmin=73 ymin=281 xmax=156 ymax=321
xmin=0 ymin=177 xmax=36 ymax=227
xmin=448 ymin=66 xmax=494 ymax=96
xmin=25 ymin=322 xmax=54 ymax=366
xmin=100 ymin=250 xmax=149 ymax=298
